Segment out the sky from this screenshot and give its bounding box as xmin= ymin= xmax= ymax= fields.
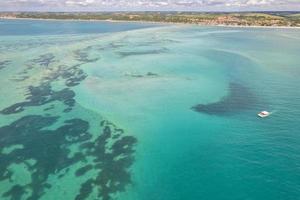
xmin=0 ymin=0 xmax=300 ymax=12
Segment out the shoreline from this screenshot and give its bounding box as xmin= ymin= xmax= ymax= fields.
xmin=1 ymin=16 xmax=300 ymax=29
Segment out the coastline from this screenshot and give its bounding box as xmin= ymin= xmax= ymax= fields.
xmin=1 ymin=16 xmax=300 ymax=29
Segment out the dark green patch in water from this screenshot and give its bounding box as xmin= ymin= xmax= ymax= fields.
xmin=0 ymin=60 xmax=11 ymax=70
xmin=0 ymin=48 xmax=137 ymax=199
xmin=192 ymin=83 xmax=257 ymax=115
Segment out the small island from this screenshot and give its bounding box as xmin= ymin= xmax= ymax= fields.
xmin=1 ymin=11 xmax=300 ymax=27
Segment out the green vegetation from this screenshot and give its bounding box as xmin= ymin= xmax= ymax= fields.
xmin=1 ymin=12 xmax=300 ymax=27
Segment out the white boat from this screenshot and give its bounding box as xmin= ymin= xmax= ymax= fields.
xmin=258 ymin=111 xmax=270 ymax=118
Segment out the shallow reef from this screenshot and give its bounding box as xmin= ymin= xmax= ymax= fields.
xmin=0 ymin=41 xmax=137 ymax=200
xmin=0 ymin=116 xmax=137 ymax=200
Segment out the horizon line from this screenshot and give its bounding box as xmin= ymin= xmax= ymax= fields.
xmin=1 ymin=10 xmax=300 ymax=13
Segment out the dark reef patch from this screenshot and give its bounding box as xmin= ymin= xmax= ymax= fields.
xmin=3 ymin=62 xmax=87 ymax=115
xmin=73 ymin=47 xmax=100 ymax=63
xmin=1 ymin=46 xmax=136 ymax=199
xmin=38 ymin=64 xmax=88 ymax=87
xmin=108 ymin=42 xmax=124 ymax=49
xmin=0 ymin=83 xmax=76 ymax=115
xmin=30 ymin=53 xmax=56 ymax=68
xmin=11 ymin=64 xmax=35 ymax=82
xmin=60 ymin=65 xmax=88 ymax=87
xmin=75 ymin=179 xmax=94 ymax=200
xmin=0 ymin=116 xmax=137 ymax=200
xmin=192 ymin=83 xmax=257 ymax=115
xmin=75 ymin=120 xmax=137 ymax=200
xmin=146 ymin=72 xmax=159 ymax=77
xmin=44 ymin=104 xmax=55 ymax=111
xmin=125 ymin=71 xmax=159 ymax=78
xmin=118 ymin=48 xmax=168 ymax=58
xmin=13 ymin=53 xmax=87 ymax=86
xmin=0 ymin=115 xmax=90 ymax=199
xmin=75 ymin=165 xmax=93 ymax=177
xmin=2 ymin=185 xmax=26 ymax=200
xmin=0 ymin=60 xmax=11 ymax=70
xmin=10 ymin=75 xmax=30 ymax=82
xmin=93 ymin=42 xmax=125 ymax=52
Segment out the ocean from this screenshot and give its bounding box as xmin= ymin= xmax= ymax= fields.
xmin=0 ymin=19 xmax=300 ymax=200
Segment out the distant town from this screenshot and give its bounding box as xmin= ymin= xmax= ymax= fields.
xmin=1 ymin=11 xmax=300 ymax=27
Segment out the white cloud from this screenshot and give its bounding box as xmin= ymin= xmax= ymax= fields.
xmin=246 ymin=0 xmax=274 ymax=6
xmin=65 ymin=0 xmax=95 ymax=6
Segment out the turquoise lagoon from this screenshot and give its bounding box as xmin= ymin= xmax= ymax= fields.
xmin=0 ymin=19 xmax=300 ymax=200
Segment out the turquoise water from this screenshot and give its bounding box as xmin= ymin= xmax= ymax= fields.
xmin=0 ymin=19 xmax=300 ymax=200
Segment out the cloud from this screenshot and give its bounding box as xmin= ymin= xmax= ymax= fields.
xmin=65 ymin=0 xmax=95 ymax=6
xmin=0 ymin=0 xmax=299 ymax=11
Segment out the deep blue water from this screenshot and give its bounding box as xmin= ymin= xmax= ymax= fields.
xmin=0 ymin=19 xmax=157 ymax=36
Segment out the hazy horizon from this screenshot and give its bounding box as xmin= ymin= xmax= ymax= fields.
xmin=0 ymin=0 xmax=300 ymax=12
xmin=1 ymin=10 xmax=300 ymax=13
